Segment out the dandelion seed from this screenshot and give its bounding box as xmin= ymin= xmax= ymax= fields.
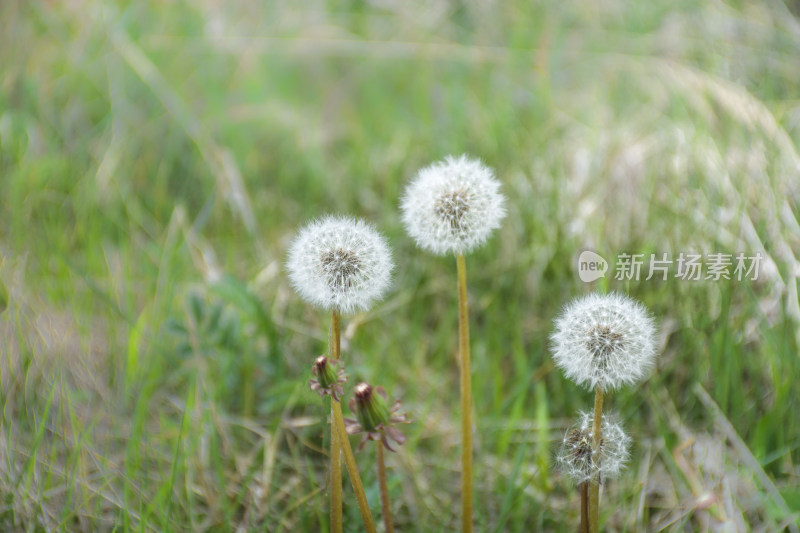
xmin=556 ymin=411 xmax=631 ymax=484
xmin=551 ymin=292 xmax=658 ymax=391
xmin=400 ymin=155 xmax=506 ymax=255
xmin=286 ymin=216 xmax=393 ymax=314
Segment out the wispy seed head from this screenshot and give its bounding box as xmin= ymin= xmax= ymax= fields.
xmin=401 ymin=155 xmax=506 ymax=256
xmin=550 ymin=292 xmax=658 ymax=391
xmin=556 ymin=411 xmax=631 ymax=484
xmin=286 ymin=216 xmax=393 ymax=314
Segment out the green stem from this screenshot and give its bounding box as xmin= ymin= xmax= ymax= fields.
xmin=580 ymin=482 xmax=589 ymax=533
xmin=333 ymin=401 xmax=377 ymax=533
xmin=329 ymin=311 xmax=342 ymax=533
xmin=328 ymin=310 xmax=377 ymax=533
xmin=589 ymin=386 xmax=604 ymax=533
xmin=456 ymin=254 xmax=473 ymax=533
xmin=377 ymin=441 xmax=395 ymax=533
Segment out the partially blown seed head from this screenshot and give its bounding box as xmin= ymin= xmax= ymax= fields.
xmin=401 ymin=155 xmax=506 ymax=255
xmin=550 ymin=292 xmax=657 ymax=391
xmin=556 ymin=411 xmax=631 ymax=484
xmin=287 ymin=216 xmax=393 ymax=313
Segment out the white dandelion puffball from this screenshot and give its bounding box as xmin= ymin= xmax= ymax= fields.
xmin=287 ymin=216 xmax=393 ymax=314
xmin=551 ymin=292 xmax=657 ymax=391
xmin=400 ymin=154 xmax=506 ymax=256
xmin=556 ymin=411 xmax=631 ymax=484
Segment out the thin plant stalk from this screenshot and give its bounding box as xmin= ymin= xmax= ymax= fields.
xmin=329 ymin=310 xmax=378 ymax=533
xmin=376 ymin=441 xmax=395 ymax=533
xmin=329 ymin=311 xmax=343 ymax=533
xmin=456 ymin=254 xmax=473 ymax=533
xmin=580 ymin=482 xmax=589 ymax=533
xmin=330 ymin=415 xmax=342 ymax=533
xmin=589 ymin=386 xmax=604 ymax=533
xmin=332 ymin=400 xmax=377 ymax=533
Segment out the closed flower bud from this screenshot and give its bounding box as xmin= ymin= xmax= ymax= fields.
xmin=309 ymin=356 xmax=347 ymax=401
xmin=314 ymin=356 xmax=338 ymax=388
xmin=352 ymin=383 xmax=390 ymax=433
xmin=344 ymin=383 xmax=411 ymax=451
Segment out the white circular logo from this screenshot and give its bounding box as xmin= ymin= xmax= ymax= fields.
xmin=578 ymin=250 xmax=608 ymax=282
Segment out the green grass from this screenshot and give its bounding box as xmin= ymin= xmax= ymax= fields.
xmin=2 ymin=0 xmax=800 ymax=531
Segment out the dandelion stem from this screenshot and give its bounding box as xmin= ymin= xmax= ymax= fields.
xmin=589 ymin=386 xmax=604 ymax=533
xmin=332 ymin=400 xmax=377 ymax=533
xmin=456 ymin=253 xmax=473 ymax=533
xmin=580 ymin=481 xmax=589 ymax=533
xmin=329 ymin=310 xmax=377 ymax=533
xmin=377 ymin=441 xmax=395 ymax=533
xmin=329 ymin=311 xmax=343 ymax=533
xmin=330 ymin=308 xmax=341 ymax=360
xmin=330 ymin=406 xmax=342 ymax=533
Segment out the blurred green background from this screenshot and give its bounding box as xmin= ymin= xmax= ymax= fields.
xmin=2 ymin=0 xmax=800 ymax=531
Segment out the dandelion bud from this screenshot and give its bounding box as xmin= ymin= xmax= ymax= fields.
xmin=287 ymin=216 xmax=393 ymax=314
xmin=309 ymin=356 xmax=347 ymax=401
xmin=344 ymin=384 xmax=411 ymax=451
xmin=401 ymin=155 xmax=506 ymax=256
xmin=352 ymin=383 xmax=390 ymax=433
xmin=314 ymin=356 xmax=338 ymax=389
xmin=556 ymin=411 xmax=631 ymax=484
xmin=551 ymin=292 xmax=658 ymax=391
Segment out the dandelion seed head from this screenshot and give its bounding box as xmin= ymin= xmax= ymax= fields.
xmin=556 ymin=411 xmax=631 ymax=484
xmin=286 ymin=216 xmax=393 ymax=313
xmin=401 ymin=155 xmax=506 ymax=255
xmin=551 ymin=292 xmax=657 ymax=391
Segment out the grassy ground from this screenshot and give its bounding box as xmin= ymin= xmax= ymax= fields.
xmin=2 ymin=0 xmax=800 ymax=531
